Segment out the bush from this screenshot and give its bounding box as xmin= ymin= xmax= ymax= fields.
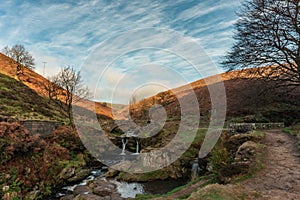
xmin=208 ymin=147 xmax=233 ymax=181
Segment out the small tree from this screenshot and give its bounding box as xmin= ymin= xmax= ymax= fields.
xmin=2 ymin=45 xmax=35 ymax=75
xmin=42 ymin=75 xmax=61 ymax=101
xmin=222 ymin=0 xmax=300 ymax=87
xmin=56 ymin=66 xmax=89 ymax=123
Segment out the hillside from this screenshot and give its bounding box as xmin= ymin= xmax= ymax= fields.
xmin=0 ymin=73 xmax=66 ymax=121
xmin=122 ymin=68 xmax=300 ymax=126
xmin=0 ymin=52 xmax=113 ymax=119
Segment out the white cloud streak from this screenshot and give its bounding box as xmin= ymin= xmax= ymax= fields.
xmin=0 ymin=0 xmax=240 ymax=102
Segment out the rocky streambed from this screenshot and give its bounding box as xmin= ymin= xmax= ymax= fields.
xmin=51 ymin=168 xmax=143 ymax=200
xmin=51 ymin=167 xmax=188 ymax=200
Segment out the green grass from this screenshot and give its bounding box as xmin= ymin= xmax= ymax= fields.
xmin=201 ymin=190 xmax=226 ymax=200
xmin=282 ymin=124 xmax=300 ymax=136
xmin=0 ymin=73 xmax=66 ymax=122
xmin=135 ymin=176 xmax=212 ymax=200
xmin=283 ymin=124 xmax=300 ymax=150
xmin=252 ymin=130 xmax=265 ymax=138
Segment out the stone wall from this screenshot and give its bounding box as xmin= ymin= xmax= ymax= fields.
xmin=228 ymin=122 xmax=285 ymax=134
xmin=20 ymin=120 xmax=63 ymax=137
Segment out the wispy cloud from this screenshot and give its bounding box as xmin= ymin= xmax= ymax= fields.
xmin=0 ymin=0 xmax=240 ymax=103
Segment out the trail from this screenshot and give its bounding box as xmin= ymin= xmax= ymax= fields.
xmin=151 ymin=130 xmax=300 ymax=200
xmin=241 ymin=130 xmax=300 ymax=199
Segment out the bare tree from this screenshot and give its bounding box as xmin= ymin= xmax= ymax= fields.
xmin=42 ymin=75 xmax=61 ymax=101
xmin=45 ymin=66 xmax=89 ymax=123
xmin=2 ymin=45 xmax=35 ymax=75
xmin=222 ymin=0 xmax=300 ymax=87
xmin=58 ymin=66 xmax=89 ymax=123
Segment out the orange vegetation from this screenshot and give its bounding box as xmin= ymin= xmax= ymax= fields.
xmin=0 ymin=53 xmax=112 ymax=119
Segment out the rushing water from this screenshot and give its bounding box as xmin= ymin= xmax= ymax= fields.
xmin=55 ymin=169 xmax=104 ymax=198
xmin=55 ymin=168 xmax=144 ymax=199
xmin=54 ymin=167 xmax=188 ymax=199
xmin=191 ymin=159 xmax=200 ymax=181
xmin=111 ymin=180 xmax=144 ymax=198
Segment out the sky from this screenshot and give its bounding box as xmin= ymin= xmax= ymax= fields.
xmin=0 ymin=0 xmax=241 ymax=103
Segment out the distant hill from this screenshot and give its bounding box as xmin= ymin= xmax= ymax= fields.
xmin=0 ymin=52 xmax=113 ymax=119
xmin=120 ymin=68 xmax=300 ymax=126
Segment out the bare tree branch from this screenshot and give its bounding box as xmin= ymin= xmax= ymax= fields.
xmin=2 ymin=45 xmax=35 ymax=76
xmin=222 ymin=0 xmax=300 ymax=87
xmin=44 ymin=66 xmax=90 ymax=124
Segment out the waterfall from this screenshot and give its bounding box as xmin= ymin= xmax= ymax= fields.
xmin=191 ymin=159 xmax=200 ymax=181
xmin=136 ymin=140 xmax=139 ymax=154
xmin=120 ymin=138 xmax=128 ymax=155
xmin=132 ymin=140 xmax=139 ymax=155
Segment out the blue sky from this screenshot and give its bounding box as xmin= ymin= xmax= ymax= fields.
xmin=0 ymin=0 xmax=241 ymax=103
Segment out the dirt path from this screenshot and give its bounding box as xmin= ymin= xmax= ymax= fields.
xmin=151 ymin=130 xmax=300 ymax=200
xmin=241 ymin=130 xmax=300 ymax=199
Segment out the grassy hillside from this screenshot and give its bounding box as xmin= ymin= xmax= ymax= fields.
xmin=122 ymin=69 xmax=300 ymax=126
xmin=0 ymin=52 xmax=113 ymax=119
xmin=0 ymin=72 xmax=66 ymax=121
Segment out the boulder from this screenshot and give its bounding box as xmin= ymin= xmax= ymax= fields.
xmin=235 ymin=141 xmax=259 ymax=163
xmin=105 ymin=168 xmax=119 ymax=178
xmin=224 ymin=132 xmax=261 ymax=154
xmin=59 ymin=167 xmax=76 ymax=180
xmin=68 ymin=169 xmax=90 ymax=183
xmin=92 ymin=182 xmax=116 ymax=196
xmin=74 ymin=185 xmax=91 ymax=195
xmin=220 ymin=140 xmax=262 ymax=181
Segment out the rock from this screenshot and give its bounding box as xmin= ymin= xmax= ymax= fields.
xmin=68 ymin=169 xmax=90 ymax=183
xmin=224 ymin=132 xmax=261 ymax=154
xmin=74 ymin=185 xmax=91 ymax=195
xmin=212 ymin=140 xmax=262 ymax=183
xmin=60 ymin=194 xmax=75 ymax=200
xmin=235 ymin=141 xmax=259 ymax=163
xmin=71 ymin=179 xmax=122 ymax=200
xmin=74 ymin=194 xmax=106 ymax=200
xmin=88 ymin=181 xmax=96 ymax=189
xmin=59 ymin=167 xmax=76 ymax=180
xmin=225 ymin=140 xmax=262 ymax=179
xmin=27 ymin=190 xmax=40 ymax=199
xmin=105 ymin=168 xmax=119 ymax=178
xmin=92 ymin=182 xmax=116 ymax=196
xmin=110 ymin=192 xmax=123 ymax=200
xmin=2 ymin=185 xmax=9 ymax=192
xmin=116 ymin=159 xmax=188 ymax=182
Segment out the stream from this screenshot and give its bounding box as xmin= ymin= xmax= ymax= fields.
xmin=52 ymin=131 xmax=191 ymax=199
xmin=52 ymin=167 xmax=188 ymax=199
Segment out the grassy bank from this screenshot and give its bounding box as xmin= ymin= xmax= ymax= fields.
xmin=283 ymin=124 xmax=300 ymax=150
